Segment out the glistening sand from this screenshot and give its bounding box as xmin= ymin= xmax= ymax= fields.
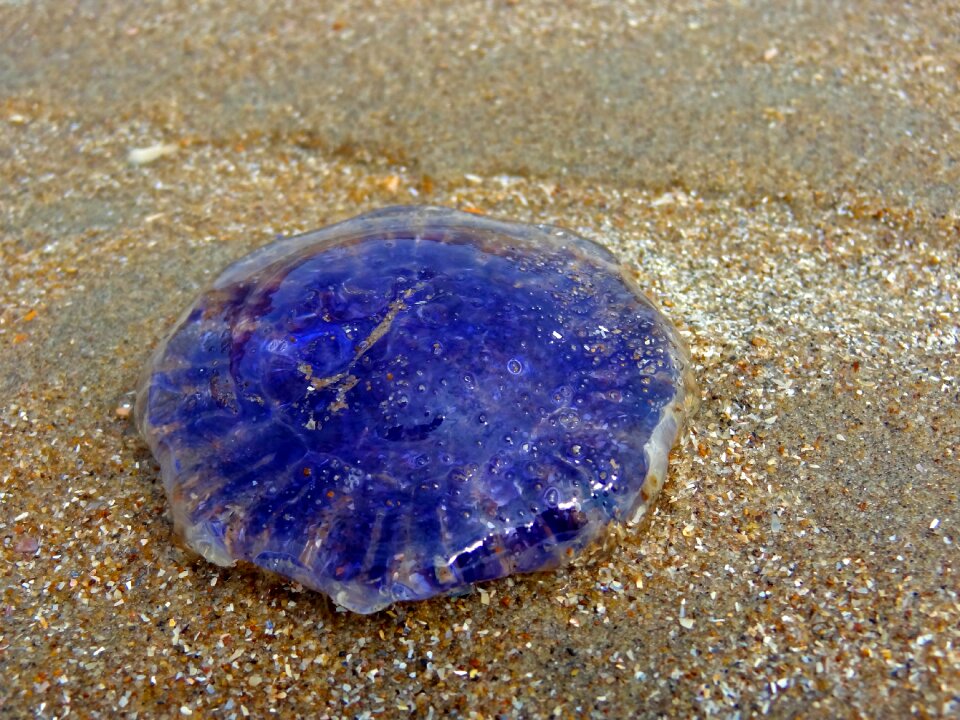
xmin=1 ymin=2 xmax=958 ymax=718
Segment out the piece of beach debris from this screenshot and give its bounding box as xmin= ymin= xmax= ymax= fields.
xmin=128 ymin=143 xmax=178 ymax=165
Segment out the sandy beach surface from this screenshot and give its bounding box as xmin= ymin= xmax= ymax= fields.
xmin=1 ymin=2 xmax=958 ymax=718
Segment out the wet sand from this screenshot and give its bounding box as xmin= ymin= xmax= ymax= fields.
xmin=1 ymin=2 xmax=958 ymax=718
